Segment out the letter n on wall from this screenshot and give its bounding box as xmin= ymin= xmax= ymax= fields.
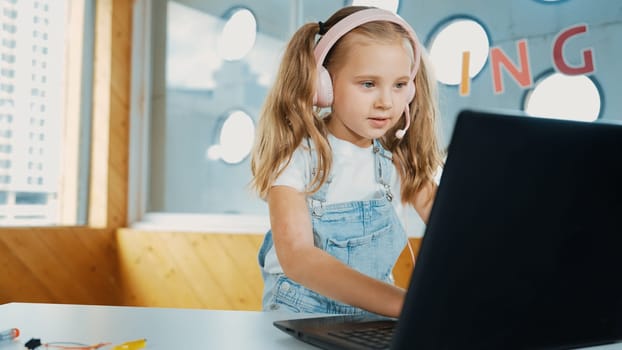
xmin=490 ymin=39 xmax=532 ymax=94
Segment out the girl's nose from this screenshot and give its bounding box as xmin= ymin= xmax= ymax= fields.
xmin=374 ymin=89 xmax=393 ymax=110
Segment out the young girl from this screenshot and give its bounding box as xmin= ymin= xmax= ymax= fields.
xmin=251 ymin=6 xmax=443 ymax=318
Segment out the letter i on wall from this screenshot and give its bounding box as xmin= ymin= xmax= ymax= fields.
xmin=460 ymin=51 xmax=471 ymax=96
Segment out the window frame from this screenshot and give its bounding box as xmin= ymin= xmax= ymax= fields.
xmin=59 ymin=0 xmax=94 ymax=225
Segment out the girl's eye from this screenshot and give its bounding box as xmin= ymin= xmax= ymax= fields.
xmin=362 ymin=81 xmax=374 ymax=88
xmin=396 ymin=82 xmax=408 ymax=89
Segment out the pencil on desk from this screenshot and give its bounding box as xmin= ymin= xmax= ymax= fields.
xmin=112 ymin=338 xmax=147 ymax=350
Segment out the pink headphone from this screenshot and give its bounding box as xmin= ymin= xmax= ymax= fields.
xmin=313 ymin=8 xmax=422 ymax=139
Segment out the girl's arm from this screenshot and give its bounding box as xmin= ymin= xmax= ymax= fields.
xmin=411 ymin=180 xmax=438 ymax=225
xmin=268 ymin=185 xmax=406 ymax=318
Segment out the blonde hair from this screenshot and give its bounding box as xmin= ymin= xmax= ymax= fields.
xmin=251 ymin=6 xmax=443 ymax=204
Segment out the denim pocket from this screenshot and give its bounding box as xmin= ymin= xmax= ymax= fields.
xmin=326 ymin=223 xmax=395 ymax=280
xmin=269 ymin=276 xmax=302 ymax=312
xmin=269 ymin=276 xmax=331 ymax=313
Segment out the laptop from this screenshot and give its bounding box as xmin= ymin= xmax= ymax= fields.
xmin=273 ymin=109 xmax=622 ymax=350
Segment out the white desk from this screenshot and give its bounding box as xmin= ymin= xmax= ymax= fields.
xmin=0 ymin=303 xmax=318 ymax=349
xmin=1 ymin=303 xmax=622 ymax=350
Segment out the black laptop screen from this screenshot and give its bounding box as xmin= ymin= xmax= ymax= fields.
xmin=393 ymin=110 xmax=622 ymax=349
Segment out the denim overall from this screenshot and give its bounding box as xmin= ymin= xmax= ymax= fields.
xmin=257 ymin=139 xmax=408 ymax=315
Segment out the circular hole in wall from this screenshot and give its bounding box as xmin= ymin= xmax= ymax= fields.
xmin=207 ymin=110 xmax=255 ymax=164
xmin=428 ymin=17 xmax=490 ymax=85
xmin=217 ymin=8 xmax=257 ymax=61
xmin=533 ymin=0 xmax=569 ymax=3
xmin=350 ymin=0 xmax=399 ymax=13
xmin=524 ymin=72 xmax=601 ymax=122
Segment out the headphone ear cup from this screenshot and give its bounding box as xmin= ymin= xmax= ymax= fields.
xmin=314 ymin=66 xmax=333 ymax=107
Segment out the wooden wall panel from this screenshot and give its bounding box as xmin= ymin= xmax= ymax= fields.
xmin=115 ymin=231 xmax=420 ymax=310
xmin=393 ymin=238 xmax=421 ymax=289
xmin=0 ymin=229 xmax=419 ymax=311
xmin=116 ymin=229 xmax=265 ymax=310
xmin=0 ymin=228 xmax=122 ymax=306
xmin=115 ymin=230 xmax=419 ymax=310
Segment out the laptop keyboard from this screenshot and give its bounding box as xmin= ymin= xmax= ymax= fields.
xmin=328 ymin=324 xmax=395 ymax=349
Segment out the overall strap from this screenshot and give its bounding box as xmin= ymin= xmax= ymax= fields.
xmin=373 ymin=139 xmax=395 ymax=202
xmin=307 ymin=138 xmax=331 ymax=215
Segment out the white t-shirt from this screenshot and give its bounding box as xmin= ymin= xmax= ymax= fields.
xmin=263 ymin=134 xmax=406 ymax=274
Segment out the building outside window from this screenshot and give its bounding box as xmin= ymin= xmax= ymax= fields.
xmin=0 ymin=0 xmax=92 ymax=226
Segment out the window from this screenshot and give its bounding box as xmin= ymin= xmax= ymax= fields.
xmin=15 ymin=192 xmax=47 ymax=205
xmin=1 ymin=53 xmax=15 ymax=63
xmin=0 ymin=114 xmax=13 ymax=123
xmin=0 ymin=68 xmax=14 ymax=78
xmin=0 ymin=0 xmax=94 ymax=226
xmin=3 ymin=8 xmax=17 ymax=19
xmin=1 ymin=38 xmax=16 ymax=48
xmin=129 ymin=0 xmax=345 ymax=232
xmin=2 ymin=23 xmax=17 ymax=34
xmin=0 ymin=83 xmax=14 ymax=93
xmin=0 ymin=98 xmax=14 ymax=107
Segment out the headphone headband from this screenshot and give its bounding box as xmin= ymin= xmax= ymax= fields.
xmin=313 ymin=8 xmax=422 ymax=78
xmin=312 ymin=8 xmax=420 ymax=138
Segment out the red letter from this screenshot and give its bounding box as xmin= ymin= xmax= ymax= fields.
xmin=490 ymin=39 xmax=532 ymax=94
xmin=553 ymin=24 xmax=595 ymax=75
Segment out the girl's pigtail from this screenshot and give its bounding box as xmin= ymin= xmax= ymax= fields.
xmin=251 ymin=22 xmax=332 ymax=198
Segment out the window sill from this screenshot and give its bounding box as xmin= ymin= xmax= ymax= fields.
xmin=130 ymin=212 xmax=270 ymax=234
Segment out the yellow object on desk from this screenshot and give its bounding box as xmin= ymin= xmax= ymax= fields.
xmin=111 ymin=339 xmax=146 ymax=350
